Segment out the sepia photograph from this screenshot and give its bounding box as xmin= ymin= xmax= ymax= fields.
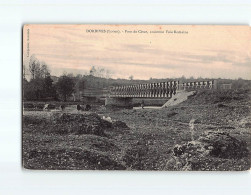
xmin=22 ymin=24 xmax=251 ymax=171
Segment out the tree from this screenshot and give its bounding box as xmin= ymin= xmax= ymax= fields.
xmin=180 ymin=75 xmax=186 ymax=81
xmin=43 ymin=76 xmax=56 ymax=98
xmin=56 ymin=75 xmax=75 ymax=101
xmin=40 ymin=61 xmax=50 ymax=78
xmin=76 ymin=74 xmax=83 ymax=78
xmin=28 ymin=78 xmax=44 ymax=99
xmin=187 ymin=76 xmax=195 ymax=82
xmin=29 ymin=55 xmax=50 ymax=79
xmin=23 ymin=78 xmax=30 ymax=100
xmin=104 ymin=69 xmax=111 ymax=79
xmin=89 ymin=66 xmax=112 ymax=78
xmin=23 ymin=76 xmax=57 ymax=101
xmin=129 ymin=75 xmax=134 ymax=80
xmin=29 ymin=54 xmax=40 ymax=79
xmin=23 ymin=65 xmax=27 ymax=79
xmin=67 ymin=73 xmax=74 ymax=78
xmin=89 ymin=66 xmax=96 ymax=76
xmin=92 ymin=67 xmax=103 ymax=77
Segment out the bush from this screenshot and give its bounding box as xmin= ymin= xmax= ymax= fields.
xmin=166 ymin=130 xmax=249 ymax=171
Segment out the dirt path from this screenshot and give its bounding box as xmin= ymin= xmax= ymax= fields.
xmin=162 ymin=91 xmax=196 ymax=108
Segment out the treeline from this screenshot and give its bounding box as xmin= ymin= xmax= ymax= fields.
xmin=23 ymin=75 xmax=78 ymax=101
xmin=23 ymin=56 xmax=251 ymax=101
xmin=23 ymin=55 xmax=76 ymax=101
xmin=23 ymin=73 xmax=251 ymax=101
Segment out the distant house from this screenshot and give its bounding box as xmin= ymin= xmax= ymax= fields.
xmin=72 ymin=87 xmax=109 ymax=102
xmin=220 ymin=84 xmax=232 ymax=90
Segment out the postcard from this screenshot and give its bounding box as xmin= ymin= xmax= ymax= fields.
xmin=22 ymin=25 xmax=251 ymax=170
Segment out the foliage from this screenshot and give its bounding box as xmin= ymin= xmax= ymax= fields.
xmin=23 ymin=76 xmax=57 ymax=101
xmin=28 ymin=54 xmax=50 ymax=79
xmin=89 ymin=65 xmax=111 ymax=78
xmin=43 ymin=76 xmax=57 ymax=98
xmin=24 ymin=58 xmax=251 ymax=102
xmin=23 ymin=77 xmax=43 ymax=100
xmin=56 ymin=75 xmax=75 ymax=101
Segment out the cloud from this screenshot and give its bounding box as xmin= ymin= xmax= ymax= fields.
xmin=24 ymin=25 xmax=251 ymax=80
xmin=233 ymin=57 xmax=251 ymax=68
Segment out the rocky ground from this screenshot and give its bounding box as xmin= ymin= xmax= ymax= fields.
xmin=22 ymin=89 xmax=251 ymax=170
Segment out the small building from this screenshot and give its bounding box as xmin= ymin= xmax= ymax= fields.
xmin=220 ymin=84 xmax=232 ymax=90
xmin=71 ymin=88 xmax=109 ymax=102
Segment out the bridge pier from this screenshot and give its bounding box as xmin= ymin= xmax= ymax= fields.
xmin=105 ymin=97 xmax=133 ymax=108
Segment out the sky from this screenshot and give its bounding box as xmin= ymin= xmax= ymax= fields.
xmin=23 ymin=25 xmax=251 ymax=80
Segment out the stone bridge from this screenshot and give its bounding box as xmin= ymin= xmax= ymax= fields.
xmin=105 ymin=80 xmax=216 ymax=108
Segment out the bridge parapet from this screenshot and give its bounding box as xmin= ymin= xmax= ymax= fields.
xmin=109 ymin=80 xmax=216 ymax=98
xmin=109 ymin=81 xmax=179 ymax=98
xmin=178 ymin=80 xmax=216 ymax=90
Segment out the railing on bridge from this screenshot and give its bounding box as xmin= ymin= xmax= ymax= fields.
xmin=178 ymin=80 xmax=216 ymax=90
xmin=109 ymin=80 xmax=216 ymax=98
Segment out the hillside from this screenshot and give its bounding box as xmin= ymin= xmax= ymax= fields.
xmin=23 ymin=89 xmax=251 ymax=170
